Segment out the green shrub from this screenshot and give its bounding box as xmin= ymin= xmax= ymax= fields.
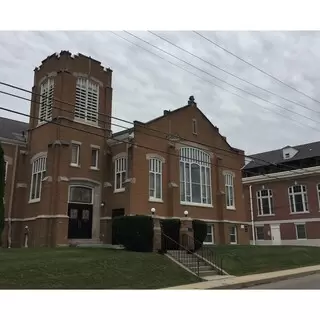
xmin=160 ymin=219 xmax=181 ymax=251
xmin=0 ymin=144 xmax=4 ymax=245
xmin=192 ymin=219 xmax=208 ymax=251
xmin=112 ymin=215 xmax=154 ymax=252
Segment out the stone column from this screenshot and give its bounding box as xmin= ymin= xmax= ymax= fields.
xmin=180 ymin=218 xmax=194 ymax=251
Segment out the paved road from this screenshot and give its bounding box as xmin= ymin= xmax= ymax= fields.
xmin=246 ymin=273 xmax=320 ymax=289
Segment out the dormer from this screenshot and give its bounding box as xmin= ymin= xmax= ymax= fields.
xmin=282 ymin=146 xmax=298 ymax=160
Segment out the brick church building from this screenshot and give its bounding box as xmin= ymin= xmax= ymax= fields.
xmin=1 ymin=51 xmax=250 ymax=247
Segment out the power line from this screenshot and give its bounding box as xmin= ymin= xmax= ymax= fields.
xmin=148 ymin=31 xmax=320 ymax=115
xmin=193 ymin=31 xmax=320 ymax=106
xmin=124 ymin=31 xmax=320 ymax=127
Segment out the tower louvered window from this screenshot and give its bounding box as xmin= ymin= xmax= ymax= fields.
xmin=38 ymin=78 xmax=54 ymax=124
xmin=75 ymin=78 xmax=99 ymax=125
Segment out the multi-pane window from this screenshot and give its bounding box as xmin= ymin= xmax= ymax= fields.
xmin=30 ymin=157 xmax=46 ymax=201
xmin=38 ymin=78 xmax=54 ymax=124
xmin=115 ymin=157 xmax=127 ymax=192
xmin=71 ymin=143 xmax=80 ymax=166
xmin=229 ymin=226 xmax=237 ymax=244
xmin=149 ymin=158 xmax=163 ymax=200
xmin=257 ymin=189 xmax=273 ymax=215
xmin=224 ymin=172 xmax=235 ymax=209
xmin=255 ymin=226 xmax=264 ymax=240
xmin=295 ymin=224 xmax=307 ymax=240
xmin=91 ymin=148 xmax=99 ymax=169
xmin=288 ymin=185 xmax=308 ymax=213
xmin=204 ymin=224 xmax=214 ymax=244
xmin=75 ymin=78 xmax=99 ymax=124
xmin=180 ymin=147 xmax=212 ymax=205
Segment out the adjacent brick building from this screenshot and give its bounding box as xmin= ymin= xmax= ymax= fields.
xmin=1 ymin=51 xmax=250 ymax=247
xmin=243 ymin=142 xmax=320 ymax=246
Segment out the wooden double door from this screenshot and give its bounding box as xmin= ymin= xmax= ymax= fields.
xmin=68 ymin=203 xmax=93 ymax=239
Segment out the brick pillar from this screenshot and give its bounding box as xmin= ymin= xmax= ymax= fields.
xmin=180 ymin=218 xmax=194 ymax=251
xmin=153 ymin=216 xmax=162 ymax=252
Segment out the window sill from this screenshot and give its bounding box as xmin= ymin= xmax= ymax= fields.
xmin=230 ymin=242 xmax=238 ymax=245
xmin=28 ymin=199 xmax=41 ymax=204
xmin=70 ymin=163 xmax=81 ymax=168
xmin=180 ymin=201 xmax=213 ymax=208
xmin=149 ymin=198 xmax=163 ymax=203
xmin=290 ymin=212 xmax=310 ymax=215
xmin=257 ymin=214 xmax=275 ymax=217
xmin=226 ymin=206 xmax=236 ymax=211
xmin=114 ymin=188 xmax=125 ymax=194
xmin=296 ymin=238 xmax=307 ymax=240
xmin=74 ymin=118 xmax=100 ymax=128
xmin=90 ymin=166 xmax=99 ymax=171
xmin=203 ymin=242 xmax=214 ymax=245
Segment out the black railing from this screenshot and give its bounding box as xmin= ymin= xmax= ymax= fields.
xmin=186 ymin=234 xmax=225 ymax=275
xmin=160 ymin=233 xmax=202 ymax=277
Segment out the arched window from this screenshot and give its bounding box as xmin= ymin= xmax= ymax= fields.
xmin=149 ymin=157 xmax=163 ymax=201
xmin=180 ymin=147 xmax=212 ymax=205
xmin=288 ymin=185 xmax=308 ymax=213
xmin=29 ymin=156 xmax=47 ymax=202
xmin=69 ymin=186 xmax=93 ymax=204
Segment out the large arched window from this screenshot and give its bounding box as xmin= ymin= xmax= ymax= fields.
xmin=180 ymin=147 xmax=212 ymax=205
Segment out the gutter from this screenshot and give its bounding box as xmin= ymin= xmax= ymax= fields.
xmin=7 ymin=144 xmax=19 ymax=248
xmin=249 ymin=184 xmax=255 ymax=245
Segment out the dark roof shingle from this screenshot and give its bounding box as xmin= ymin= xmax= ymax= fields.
xmin=0 ymin=117 xmax=28 ymax=142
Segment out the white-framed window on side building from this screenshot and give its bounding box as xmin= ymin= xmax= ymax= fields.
xmin=224 ymin=172 xmax=235 ymax=209
xmin=229 ymin=226 xmax=237 ymax=244
xmin=204 ymin=224 xmax=214 ymax=244
xmin=295 ymin=223 xmax=307 ymax=240
xmin=114 ymin=156 xmax=127 ymax=192
xmin=257 ymin=189 xmax=274 ymax=215
xmin=149 ymin=157 xmax=163 ymax=201
xmin=180 ymin=147 xmax=212 ymax=206
xmin=75 ymin=78 xmax=99 ymax=125
xmin=30 ymin=156 xmax=47 ymax=202
xmin=288 ymin=185 xmax=308 ymax=213
xmin=38 ymin=78 xmax=54 ymax=124
xmin=70 ymin=143 xmax=80 ymax=167
xmin=90 ymin=147 xmax=99 ymax=170
xmin=255 ymin=226 xmax=264 ymax=240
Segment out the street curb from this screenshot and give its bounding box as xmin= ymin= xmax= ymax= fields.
xmin=210 ymin=270 xmax=320 ymax=289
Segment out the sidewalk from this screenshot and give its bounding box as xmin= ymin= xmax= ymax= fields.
xmin=164 ymin=264 xmax=320 ymax=289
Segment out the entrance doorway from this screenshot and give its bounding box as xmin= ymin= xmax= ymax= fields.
xmin=270 ymin=224 xmax=282 ymax=245
xmin=68 ymin=186 xmax=94 ymax=239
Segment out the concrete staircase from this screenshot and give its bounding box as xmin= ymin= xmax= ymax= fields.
xmin=167 ymin=250 xmax=217 ymax=278
xmin=69 ymin=239 xmax=124 ymax=249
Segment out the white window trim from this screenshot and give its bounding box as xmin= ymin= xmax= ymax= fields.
xmin=70 ymin=142 xmax=81 ymax=167
xmin=90 ymin=147 xmax=100 ymax=170
xmin=255 ymin=226 xmax=264 ymax=240
xmin=256 ymin=189 xmax=274 ymax=216
xmin=203 ymin=224 xmax=214 ymax=245
xmin=114 ymin=156 xmax=127 ymax=193
xmin=224 ymin=171 xmax=235 ymax=210
xmin=29 ymin=156 xmax=47 ymax=203
xmin=230 ymin=226 xmax=237 ymax=244
xmin=38 ymin=78 xmax=54 ymax=125
xmin=295 ymin=223 xmax=307 ymax=240
xmin=288 ymin=184 xmax=309 ymax=214
xmin=179 ymin=147 xmax=212 ymax=206
xmin=148 ymin=157 xmax=163 ymax=202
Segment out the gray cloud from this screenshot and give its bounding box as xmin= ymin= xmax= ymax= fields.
xmin=0 ymin=31 xmax=320 ymax=155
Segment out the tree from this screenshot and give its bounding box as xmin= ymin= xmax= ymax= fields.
xmin=0 ymin=143 xmax=5 ymax=245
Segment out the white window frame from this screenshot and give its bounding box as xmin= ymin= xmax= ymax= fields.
xmin=114 ymin=156 xmax=127 ymax=193
xmin=192 ymin=119 xmax=197 ymax=134
xmin=29 ymin=156 xmax=47 ymax=202
xmin=256 ymin=189 xmax=274 ymax=216
xmin=90 ymin=146 xmax=100 ymax=170
xmin=288 ymin=184 xmax=308 ymax=214
xmin=180 ymin=147 xmax=212 ymax=206
xmin=295 ymin=223 xmax=307 ymax=240
xmin=4 ymin=160 xmax=8 ymax=182
xmin=229 ymin=226 xmax=237 ymax=244
xmin=148 ymin=157 xmax=163 ymax=202
xmin=255 ymin=226 xmax=264 ymax=240
xmin=38 ymin=78 xmax=54 ymax=125
xmin=224 ymin=172 xmax=235 ymax=209
xmin=317 ymin=183 xmax=320 ymax=211
xmin=75 ymin=78 xmax=99 ymax=125
xmin=203 ymin=224 xmax=214 ymax=245
xmin=70 ymin=142 xmax=81 ymax=167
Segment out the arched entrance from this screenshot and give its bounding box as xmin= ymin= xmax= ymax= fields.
xmin=68 ymin=185 xmax=94 ymax=239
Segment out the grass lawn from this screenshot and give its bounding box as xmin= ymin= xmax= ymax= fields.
xmin=211 ymin=245 xmax=320 ymax=276
xmin=0 ymin=248 xmax=199 ymax=289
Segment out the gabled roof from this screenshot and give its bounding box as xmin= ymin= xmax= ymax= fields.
xmin=0 ymin=117 xmax=28 ymax=142
xmin=244 ymin=140 xmax=320 ymax=170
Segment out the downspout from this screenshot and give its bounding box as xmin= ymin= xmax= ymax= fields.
xmin=7 ymin=144 xmax=19 ymax=248
xmin=249 ymin=184 xmax=256 ymax=245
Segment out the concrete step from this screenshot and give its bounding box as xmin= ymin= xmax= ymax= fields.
xmin=189 ymin=265 xmax=214 ymax=272
xmin=199 ymin=270 xmax=218 ymax=277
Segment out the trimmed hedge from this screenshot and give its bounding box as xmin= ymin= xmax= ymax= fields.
xmin=160 ymin=219 xmax=181 ymax=251
xmin=192 ymin=219 xmax=208 ymax=251
xmin=112 ymin=215 xmax=154 ymax=252
xmin=0 ymin=144 xmax=4 ymax=246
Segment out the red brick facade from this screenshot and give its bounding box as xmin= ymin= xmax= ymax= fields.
xmin=1 ymin=51 xmax=250 ymax=247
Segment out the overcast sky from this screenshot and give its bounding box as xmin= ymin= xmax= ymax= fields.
xmin=0 ymin=31 xmax=320 ymax=155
